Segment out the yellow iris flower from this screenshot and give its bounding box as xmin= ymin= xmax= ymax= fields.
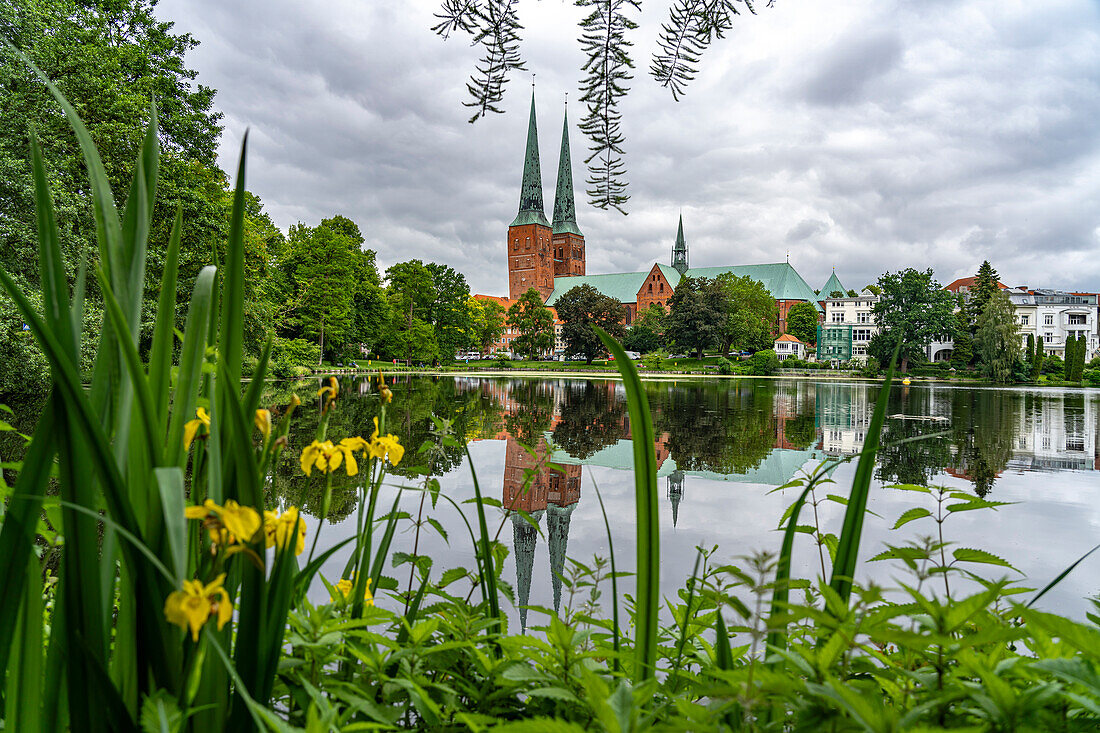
xmin=183 ymin=407 xmax=211 ymax=450
xmin=255 ymin=409 xmax=272 ymax=441
xmin=164 ymin=573 xmax=232 ymax=642
xmin=368 ymin=417 xmax=404 ymax=466
xmin=300 ymin=437 xmax=369 ymax=476
xmin=331 ymin=575 xmax=374 ymax=606
xmin=264 ymin=507 xmax=306 ymax=555
xmin=184 ymin=499 xmax=262 ymax=546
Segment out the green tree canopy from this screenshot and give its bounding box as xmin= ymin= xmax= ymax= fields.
xmin=623 ymin=303 xmax=667 ymax=354
xmin=507 ymin=288 xmax=554 ymax=359
xmin=468 ymin=297 xmax=506 ymax=355
xmin=974 ymin=290 xmax=1020 ymax=383
xmin=555 ymin=284 xmax=626 ymax=363
xmin=282 ymin=221 xmax=358 ymax=361
xmin=383 ymin=260 xmax=439 ymax=364
xmin=426 ymin=262 xmax=473 ymax=361
xmin=715 ymin=273 xmax=777 ymax=355
xmin=870 ymin=268 xmax=958 ymax=371
xmin=666 ymin=276 xmax=724 ymax=359
xmin=785 ymin=301 xmax=820 ymax=345
xmin=968 ymin=260 xmax=1001 ymax=329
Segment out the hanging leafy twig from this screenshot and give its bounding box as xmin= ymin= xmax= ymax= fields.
xmin=433 ymin=0 xmax=527 ymax=122
xmin=577 ymin=0 xmax=640 ymax=214
xmin=651 ymin=0 xmax=772 ymax=101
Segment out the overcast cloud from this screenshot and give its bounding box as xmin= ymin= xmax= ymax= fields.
xmin=157 ymin=0 xmax=1100 ymax=295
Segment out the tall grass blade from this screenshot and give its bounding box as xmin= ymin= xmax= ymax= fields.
xmin=1027 ymin=542 xmax=1100 ymax=609
xmin=829 ymin=340 xmax=901 ymax=605
xmin=0 ymin=401 xmax=57 ymax=685
xmin=218 ymin=133 xmax=248 ymax=389
xmin=670 ymin=550 xmax=703 ymax=692
xmin=4 ymin=554 xmax=43 ymax=732
xmin=595 ymin=326 xmax=659 ymax=683
xmin=591 ymin=478 xmax=621 ymax=673
xmin=155 ymin=468 xmax=187 ymax=582
xmin=166 ymin=266 xmax=216 ymax=467
xmin=465 ymin=444 xmax=501 ymax=623
xmin=149 ymin=207 xmax=183 ymax=422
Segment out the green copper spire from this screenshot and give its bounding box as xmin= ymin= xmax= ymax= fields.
xmin=672 ymin=214 xmax=689 ymax=275
xmin=510 ymin=91 xmax=550 ymax=228
xmin=820 ymin=269 xmax=847 ymax=298
xmin=551 ymin=108 xmax=582 ymax=237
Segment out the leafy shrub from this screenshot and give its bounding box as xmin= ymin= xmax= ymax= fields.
xmin=641 ymin=352 xmax=663 ymax=370
xmin=861 ymin=357 xmax=881 ymax=377
xmin=716 ymin=357 xmax=734 ymax=375
xmin=748 ymin=349 xmax=780 ymax=375
xmin=1084 ymin=368 xmax=1100 ymax=387
xmin=274 ymin=336 xmax=321 ymax=367
xmin=1041 ymin=354 xmax=1066 ymax=380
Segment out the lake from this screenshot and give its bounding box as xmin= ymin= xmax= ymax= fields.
xmin=263 ymin=375 xmax=1100 ymax=626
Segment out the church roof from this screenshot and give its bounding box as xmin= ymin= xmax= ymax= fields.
xmin=820 ymin=270 xmax=847 ymax=297
xmin=511 ymin=92 xmax=550 ymax=228
xmin=682 ymin=262 xmax=824 ymax=312
xmin=544 ymin=261 xmax=823 ymax=311
xmin=551 ymin=109 xmax=582 ymax=237
xmin=544 ymin=271 xmax=651 ymax=306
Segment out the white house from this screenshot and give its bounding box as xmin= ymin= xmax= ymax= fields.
xmin=773 ymin=333 xmax=807 ymax=360
xmin=1006 ymin=288 xmax=1098 ymax=361
xmin=818 ymin=289 xmax=880 ymax=364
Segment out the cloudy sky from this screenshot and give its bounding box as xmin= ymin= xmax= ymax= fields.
xmin=157 ymin=0 xmax=1100 ymax=296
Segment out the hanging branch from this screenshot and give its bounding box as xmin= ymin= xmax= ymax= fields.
xmin=651 ymin=0 xmax=773 ymax=101
xmin=433 ymin=0 xmax=527 ymax=122
xmin=577 ymin=0 xmax=640 ymax=214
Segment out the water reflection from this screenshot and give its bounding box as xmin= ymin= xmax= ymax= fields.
xmin=263 ymin=376 xmax=1100 ymax=621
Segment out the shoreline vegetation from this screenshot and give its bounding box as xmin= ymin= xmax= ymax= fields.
xmin=3 ymin=73 xmax=1100 ymax=732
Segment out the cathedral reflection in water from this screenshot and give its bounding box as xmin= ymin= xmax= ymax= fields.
xmin=458 ymin=377 xmax=1099 ymax=628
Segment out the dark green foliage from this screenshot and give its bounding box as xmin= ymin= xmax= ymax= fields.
xmin=550 ymin=381 xmax=627 ymax=459
xmin=425 ymin=263 xmax=473 ymax=361
xmin=666 ymin=275 xmax=723 ymax=358
xmin=950 ymin=330 xmax=973 ymax=370
xmin=747 ymin=348 xmax=779 ymax=375
xmin=622 ymin=303 xmax=666 ymax=353
xmin=1032 ymin=337 xmax=1045 ymax=380
xmin=1041 ymin=353 xmax=1064 ymax=380
xmin=870 ymin=268 xmax=958 ymax=372
xmin=715 ymin=272 xmax=776 ymax=355
xmin=967 ymin=260 xmax=1001 ymax=328
xmin=973 ymin=290 xmax=1020 ymax=383
xmin=556 ymin=284 xmax=626 ymax=363
xmin=785 ymin=301 xmax=819 ymax=345
xmin=1026 ymin=333 xmax=1035 ymax=369
xmin=715 ymin=356 xmax=734 ymax=375
xmin=507 ymin=288 xmax=555 ymax=359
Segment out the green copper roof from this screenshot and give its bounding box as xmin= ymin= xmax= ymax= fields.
xmin=511 ymin=92 xmax=550 ymax=228
xmin=672 ymin=215 xmax=688 ymax=275
xmin=544 ymin=270 xmax=651 ymax=306
xmin=684 ymin=262 xmax=825 ymax=312
xmin=543 ymin=261 xmax=822 ymax=311
xmin=551 ymin=110 xmax=582 ymax=237
xmin=821 ymin=270 xmax=846 ymax=297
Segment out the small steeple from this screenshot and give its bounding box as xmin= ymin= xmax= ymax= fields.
xmin=511 ymin=90 xmax=550 ymax=228
xmin=551 ymin=105 xmax=582 ymax=237
xmin=672 ymin=214 xmax=689 ymax=275
xmin=667 ymin=470 xmax=685 ymax=528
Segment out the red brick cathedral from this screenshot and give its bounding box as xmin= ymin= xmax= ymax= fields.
xmin=507 ymin=92 xmax=585 ymax=300
xmin=479 ymin=91 xmax=825 ymax=353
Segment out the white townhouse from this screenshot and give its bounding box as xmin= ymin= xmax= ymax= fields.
xmin=818 ymin=289 xmax=880 ymax=364
xmin=1005 ymin=288 xmax=1098 ymax=361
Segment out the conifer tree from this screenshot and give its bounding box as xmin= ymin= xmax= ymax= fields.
xmin=968 ymin=260 xmax=1000 ymax=330
xmin=1032 ymin=337 xmax=1045 ymax=380
xmin=1026 ymin=333 xmax=1035 ymax=368
xmin=1066 ymin=334 xmax=1077 ymax=381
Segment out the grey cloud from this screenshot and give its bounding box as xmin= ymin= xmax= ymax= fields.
xmin=786 ymin=218 xmax=830 ymax=242
xmin=157 ymin=0 xmax=1100 ymax=296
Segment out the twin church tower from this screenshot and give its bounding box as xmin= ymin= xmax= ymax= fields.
xmin=507 ymin=93 xmax=586 ymax=300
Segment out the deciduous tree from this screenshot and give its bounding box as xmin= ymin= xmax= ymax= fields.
xmin=785 ymin=301 xmax=820 ymax=346
xmin=556 ymin=284 xmax=626 ymax=363
xmin=974 ymin=290 xmax=1020 ymax=383
xmin=507 ymin=288 xmax=555 ymax=359
xmin=870 ymin=268 xmax=958 ymax=372
xmin=715 ymin=273 xmax=776 ymax=355
xmin=666 ymin=276 xmax=723 ymax=359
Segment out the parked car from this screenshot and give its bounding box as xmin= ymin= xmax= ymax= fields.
xmin=623 ymin=350 xmax=641 ymax=360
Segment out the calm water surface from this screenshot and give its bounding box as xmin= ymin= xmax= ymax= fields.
xmin=263 ymin=376 xmax=1100 ymax=625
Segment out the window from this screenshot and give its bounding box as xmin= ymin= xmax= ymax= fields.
xmin=1044 ymin=314 xmax=1054 ymax=326
xmin=853 ymin=328 xmax=872 ymax=342
xmin=1069 ymin=314 xmax=1087 ymax=325
xmin=778 ymin=342 xmax=787 ymax=350
xmin=659 ymin=283 xmax=664 ymax=293
xmin=1019 ymin=315 xmax=1029 ymax=325
xmin=648 ymin=284 xmax=653 ymax=294
xmin=857 ymin=312 xmax=872 ymax=324
xmin=1044 ymin=333 xmax=1054 ymax=343
xmin=831 ymin=312 xmax=845 ymax=323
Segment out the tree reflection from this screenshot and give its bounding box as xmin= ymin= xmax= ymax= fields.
xmin=551 ymin=381 xmax=628 ymax=459
xmin=948 ymin=389 xmax=1019 ymax=497
xmin=651 ymin=382 xmax=777 ymax=474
